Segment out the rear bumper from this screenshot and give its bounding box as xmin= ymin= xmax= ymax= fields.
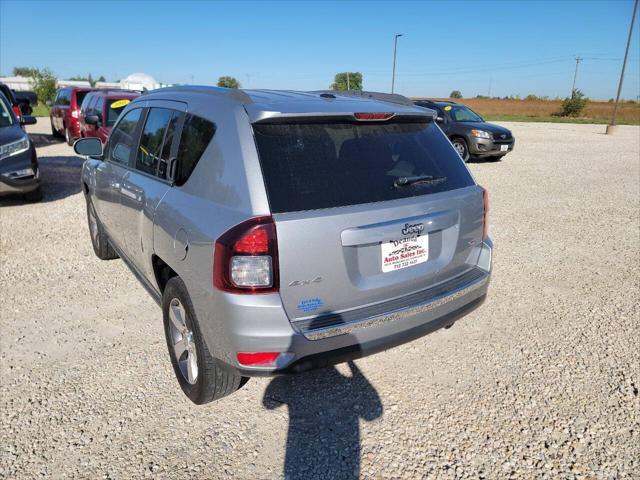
xmin=199 ymin=240 xmax=493 ymax=376
xmin=469 ymin=137 xmax=515 ymax=157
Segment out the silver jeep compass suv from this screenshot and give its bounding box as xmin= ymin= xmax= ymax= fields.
xmin=75 ymin=87 xmax=492 ymax=404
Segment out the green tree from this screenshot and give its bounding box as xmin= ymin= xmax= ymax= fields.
xmin=330 ymin=72 xmax=363 ymax=91
xmin=560 ymin=89 xmax=588 ymax=117
xmin=98 ymin=75 xmax=106 ymax=82
xmin=217 ymin=76 xmax=240 ymax=88
xmin=31 ymin=68 xmax=57 ymax=104
xmin=12 ymin=66 xmax=38 ymax=77
xmin=449 ymin=90 xmax=463 ymax=99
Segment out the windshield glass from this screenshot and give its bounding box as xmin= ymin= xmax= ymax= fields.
xmin=449 ymin=106 xmax=483 ymax=122
xmin=0 ymin=96 xmax=14 ymax=127
xmin=253 ymin=120 xmax=474 ymax=213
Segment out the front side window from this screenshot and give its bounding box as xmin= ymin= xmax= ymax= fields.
xmin=107 ymin=108 xmax=142 ymax=165
xmin=253 ymin=119 xmax=475 ymax=213
xmin=175 ymin=114 xmax=215 ymax=185
xmin=135 ymin=108 xmax=175 ymax=177
xmin=95 ymin=97 xmax=104 ymax=118
xmin=0 ymin=96 xmax=14 ymax=127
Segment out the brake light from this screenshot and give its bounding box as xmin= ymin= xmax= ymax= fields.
xmin=482 ymin=188 xmax=489 ymax=240
xmin=213 ymin=216 xmax=279 ymax=293
xmin=354 ymin=112 xmax=395 ymax=121
xmin=12 ymin=105 xmax=21 ymax=119
xmin=237 ymin=352 xmax=280 ymax=366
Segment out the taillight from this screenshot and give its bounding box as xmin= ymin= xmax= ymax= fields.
xmin=213 ymin=216 xmax=279 ymax=293
xmin=237 ymin=352 xmax=281 ymax=366
xmin=482 ymin=188 xmax=489 ymax=240
xmin=12 ymin=105 xmax=21 ymax=120
xmin=71 ymin=110 xmax=80 ymax=119
xmin=353 ymin=112 xmax=395 ymax=121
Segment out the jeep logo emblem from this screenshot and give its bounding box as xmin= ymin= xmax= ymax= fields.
xmin=401 ymin=222 xmax=424 ymax=236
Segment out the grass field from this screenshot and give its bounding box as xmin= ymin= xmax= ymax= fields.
xmin=415 ymin=97 xmax=640 ymax=125
xmin=31 ymin=103 xmax=50 ymax=117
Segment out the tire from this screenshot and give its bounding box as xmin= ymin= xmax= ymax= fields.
xmin=24 ymin=187 xmax=42 ymax=202
xmin=86 ymin=198 xmax=118 ymax=260
xmin=163 ymin=276 xmax=247 ymax=404
xmin=451 ymin=137 xmax=470 ymax=162
xmin=51 ymin=119 xmax=63 ymax=139
xmin=65 ymin=126 xmax=74 ymax=146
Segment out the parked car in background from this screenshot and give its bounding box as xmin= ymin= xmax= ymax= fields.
xmin=79 ymin=90 xmax=141 ymax=144
xmin=414 ymin=100 xmax=515 ymax=162
xmin=0 ymin=82 xmax=23 ymax=121
xmin=0 ymin=92 xmax=41 ymax=202
xmin=75 ymin=87 xmax=492 ymax=404
xmin=50 ymin=87 xmax=94 ymax=146
xmin=13 ymin=91 xmax=37 ymax=116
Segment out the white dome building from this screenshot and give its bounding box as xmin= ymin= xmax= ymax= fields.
xmin=120 ymin=72 xmax=160 ymax=91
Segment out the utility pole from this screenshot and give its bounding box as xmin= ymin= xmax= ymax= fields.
xmin=391 ymin=33 xmax=403 ymax=94
xmin=347 ymin=72 xmax=350 ymax=90
xmin=570 ymin=56 xmax=582 ymax=97
xmin=608 ymin=0 xmax=638 ymax=134
xmin=488 ymin=75 xmax=492 ymax=98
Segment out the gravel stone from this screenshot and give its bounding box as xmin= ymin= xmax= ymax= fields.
xmin=0 ymin=122 xmax=638 ymax=479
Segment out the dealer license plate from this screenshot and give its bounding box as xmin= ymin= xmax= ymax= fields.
xmin=381 ymin=235 xmax=429 ymax=272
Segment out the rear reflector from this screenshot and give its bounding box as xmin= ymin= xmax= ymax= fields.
xmin=482 ymin=188 xmax=489 ymax=240
xmin=354 ymin=112 xmax=395 ymax=121
xmin=237 ymin=352 xmax=280 ymax=366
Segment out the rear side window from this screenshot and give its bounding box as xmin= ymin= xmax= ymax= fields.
xmin=107 ymin=108 xmax=142 ymax=165
xmin=135 ymin=108 xmax=176 ymax=178
xmin=175 ymin=114 xmax=215 ymax=185
xmin=56 ymin=90 xmax=70 ymax=106
xmin=253 ymin=120 xmax=474 ymax=213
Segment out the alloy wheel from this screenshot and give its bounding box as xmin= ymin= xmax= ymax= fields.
xmin=168 ymin=298 xmax=198 ymax=384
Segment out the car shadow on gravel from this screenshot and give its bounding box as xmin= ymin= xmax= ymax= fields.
xmin=0 ymin=154 xmax=83 ymax=206
xmin=262 ymin=321 xmax=383 ymax=480
xmin=29 ymin=132 xmax=64 ymax=148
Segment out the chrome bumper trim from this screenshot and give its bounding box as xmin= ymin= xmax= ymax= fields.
xmin=303 ymin=272 xmax=490 ymax=340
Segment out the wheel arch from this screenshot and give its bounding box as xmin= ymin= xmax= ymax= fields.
xmin=152 ymin=254 xmax=178 ymax=294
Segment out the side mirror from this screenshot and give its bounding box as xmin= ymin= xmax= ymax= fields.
xmin=74 ymin=137 xmax=103 ymax=157
xmin=436 ymin=116 xmax=445 ymax=123
xmin=85 ymin=114 xmax=100 ymax=126
xmin=20 ymin=115 xmax=37 ymax=126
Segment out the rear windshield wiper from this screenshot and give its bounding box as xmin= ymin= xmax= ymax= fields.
xmin=393 ymin=175 xmax=447 ymax=188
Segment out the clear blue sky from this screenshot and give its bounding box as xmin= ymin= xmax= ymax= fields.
xmin=1 ymin=0 xmax=639 ymax=99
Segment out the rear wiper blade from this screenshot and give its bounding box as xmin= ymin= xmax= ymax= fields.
xmin=393 ymin=175 xmax=447 ymax=188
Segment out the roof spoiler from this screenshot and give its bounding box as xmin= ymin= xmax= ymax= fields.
xmin=310 ymin=90 xmax=415 ymax=107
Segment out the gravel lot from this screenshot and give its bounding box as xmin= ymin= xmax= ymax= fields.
xmin=1 ymin=121 xmax=638 ymax=479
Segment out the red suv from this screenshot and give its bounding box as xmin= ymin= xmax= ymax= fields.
xmin=79 ymin=90 xmax=140 ymax=144
xmin=50 ymin=87 xmax=94 ymax=145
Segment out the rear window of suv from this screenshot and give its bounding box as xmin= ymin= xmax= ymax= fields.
xmin=253 ymin=119 xmax=474 ymax=213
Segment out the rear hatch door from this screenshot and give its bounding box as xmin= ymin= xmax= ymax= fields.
xmin=253 ymin=116 xmax=484 ymax=325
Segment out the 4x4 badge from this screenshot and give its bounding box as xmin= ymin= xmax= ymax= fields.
xmin=289 ymin=277 xmax=323 ymax=287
